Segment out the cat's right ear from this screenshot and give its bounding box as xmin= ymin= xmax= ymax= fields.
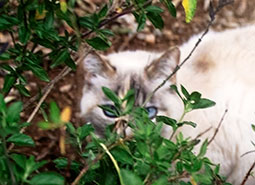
xmin=83 ymin=52 xmax=116 ymax=79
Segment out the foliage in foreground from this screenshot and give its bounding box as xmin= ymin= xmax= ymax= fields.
xmin=0 ymin=85 xmax=232 ymax=185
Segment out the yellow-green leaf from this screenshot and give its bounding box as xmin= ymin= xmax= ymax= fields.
xmin=60 ymin=0 xmax=67 ymax=13
xmin=182 ymin=0 xmax=197 ymax=23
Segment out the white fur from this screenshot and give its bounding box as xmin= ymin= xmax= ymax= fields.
xmin=81 ymin=26 xmax=255 ymax=184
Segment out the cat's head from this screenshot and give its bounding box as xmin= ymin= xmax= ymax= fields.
xmin=80 ymin=47 xmax=182 ymax=136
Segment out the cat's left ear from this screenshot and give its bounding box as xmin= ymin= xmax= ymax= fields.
xmin=145 ymin=47 xmax=180 ymax=82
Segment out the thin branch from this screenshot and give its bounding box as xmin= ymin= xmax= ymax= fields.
xmin=23 ymin=49 xmax=90 ymax=110
xmin=71 ymin=153 xmax=104 ymax=185
xmin=142 ymin=0 xmax=234 ymax=107
xmin=240 ymin=161 xmax=255 ymax=185
xmin=208 ymin=109 xmax=228 ymax=145
xmin=194 ymin=126 xmax=212 ymax=140
xmin=8 ymin=83 xmax=54 ymax=152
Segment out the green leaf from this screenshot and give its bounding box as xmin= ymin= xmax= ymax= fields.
xmin=6 ymin=101 xmax=22 ymax=123
xmin=179 ymin=121 xmax=197 ymax=128
xmin=111 ymin=147 xmax=133 ymax=165
xmin=7 ymin=133 xmax=35 ymax=146
xmin=192 ymin=98 xmax=216 ymax=110
xmin=25 ymin=59 xmax=50 ymax=82
xmin=156 ymin=116 xmax=177 ymax=130
xmin=66 ymin=123 xmax=76 ymax=136
xmin=15 ymin=84 xmax=30 ymax=97
xmin=0 ymin=52 xmax=11 ymax=60
xmin=182 ymin=0 xmax=197 ymax=23
xmin=102 ymin=87 xmax=122 ymax=106
xmin=197 ymin=139 xmax=208 ymax=158
xmin=2 ymin=74 xmax=16 ymax=94
xmin=137 ymin=13 xmax=146 ymax=32
xmin=252 ymin=124 xmax=255 ymax=132
xmin=79 ymin=16 xmax=95 ymax=30
xmin=44 ymin=11 xmax=54 ymax=30
xmin=77 ymin=124 xmax=94 ymax=140
xmin=181 ymin=85 xmax=190 ymax=100
xmin=18 ymin=24 xmax=31 ymax=44
xmin=162 ymin=0 xmax=176 ymax=17
xmin=51 ymin=49 xmax=69 ymax=68
xmin=98 ymin=29 xmax=114 ymax=36
xmin=0 ymin=93 xmax=6 ymax=112
xmin=98 ymin=4 xmax=108 ymax=19
xmin=50 ymin=102 xmax=60 ymax=123
xmin=29 ymin=172 xmax=65 ymax=185
xmin=86 ymin=36 xmax=111 ymax=50
xmin=152 ymin=175 xmax=168 ymax=185
xmin=54 ymin=158 xmax=81 ymax=171
xmin=145 ymin=5 xmax=164 ymax=13
xmin=146 ymin=12 xmax=164 ymax=29
xmin=64 ymin=58 xmax=76 ymax=70
xmin=38 ymin=121 xmax=54 ymax=130
xmin=120 ymin=169 xmax=143 ymax=185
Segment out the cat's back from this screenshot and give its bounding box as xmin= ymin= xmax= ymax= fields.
xmin=178 ymin=25 xmax=255 ymax=92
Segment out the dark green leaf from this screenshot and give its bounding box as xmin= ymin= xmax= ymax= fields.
xmin=146 ymin=12 xmax=164 ymax=29
xmin=25 ymin=59 xmax=50 ymax=82
xmin=7 ymin=133 xmax=35 ymax=146
xmin=29 ymin=172 xmax=65 ymax=185
xmin=86 ymin=36 xmax=111 ymax=50
xmin=15 ymin=84 xmax=30 ymax=97
xmin=179 ymin=121 xmax=197 ymax=128
xmin=0 ymin=93 xmax=6 ymax=112
xmin=192 ymin=98 xmax=216 ymax=110
xmin=2 ymin=74 xmax=16 ymax=94
xmin=190 ymin=91 xmax=201 ymax=101
xmin=252 ymin=124 xmax=255 ymax=132
xmin=6 ymin=101 xmax=22 ymax=123
xmin=156 ymin=116 xmax=177 ymax=130
xmin=64 ymin=58 xmax=76 ymax=70
xmin=79 ymin=16 xmax=95 ymax=30
xmin=98 ymin=29 xmax=114 ymax=36
xmin=137 ymin=13 xmax=146 ymax=32
xmin=44 ymin=11 xmax=54 ymax=30
xmin=163 ymin=0 xmax=176 ymax=17
xmin=102 ymin=87 xmax=122 ymax=106
xmin=66 ymin=123 xmax=76 ymax=136
xmin=0 ymin=52 xmax=11 ymax=60
xmin=98 ymin=4 xmax=108 ymax=19
xmin=146 ymin=5 xmax=164 ymax=13
xmin=181 ymin=85 xmax=190 ymax=100
xmin=51 ymin=49 xmax=69 ymax=68
xmin=121 ymin=169 xmax=143 ymax=185
xmin=18 ymin=25 xmax=31 ymax=44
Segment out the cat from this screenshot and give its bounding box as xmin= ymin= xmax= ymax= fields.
xmin=80 ymin=25 xmax=255 ymax=184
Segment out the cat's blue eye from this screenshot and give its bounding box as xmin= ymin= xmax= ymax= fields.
xmin=146 ymin=106 xmax=158 ymax=119
xmin=102 ymin=104 xmax=119 ymax=118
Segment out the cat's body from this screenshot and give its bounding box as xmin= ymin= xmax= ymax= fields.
xmin=80 ymin=25 xmax=255 ymax=184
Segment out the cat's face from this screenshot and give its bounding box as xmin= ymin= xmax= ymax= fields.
xmin=80 ymin=48 xmax=182 ymax=136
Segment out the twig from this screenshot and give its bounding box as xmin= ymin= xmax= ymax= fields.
xmin=142 ymin=0 xmax=234 ymax=107
xmin=208 ymin=109 xmax=228 ymax=145
xmin=23 ymin=49 xmax=90 ymax=110
xmin=240 ymin=161 xmax=255 ymax=185
xmin=71 ymin=153 xmax=104 ymax=185
xmin=194 ymin=126 xmax=213 ymax=140
xmin=7 ymin=83 xmax=54 ymax=152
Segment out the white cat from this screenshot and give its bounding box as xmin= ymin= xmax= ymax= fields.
xmin=80 ymin=25 xmax=255 ymax=184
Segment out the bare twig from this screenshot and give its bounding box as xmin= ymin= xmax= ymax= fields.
xmin=23 ymin=49 xmax=90 ymax=110
xmin=71 ymin=153 xmax=104 ymax=185
xmin=194 ymin=126 xmax=213 ymax=140
xmin=7 ymin=83 xmax=54 ymax=151
xmin=240 ymin=161 xmax=255 ymax=185
xmin=142 ymin=0 xmax=234 ymax=107
xmin=208 ymin=109 xmax=228 ymax=145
